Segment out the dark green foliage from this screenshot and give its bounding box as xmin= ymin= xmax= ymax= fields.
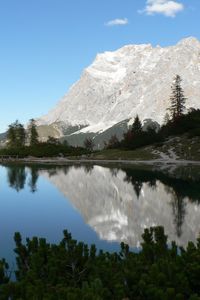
xmin=117 ymin=109 xmax=200 ymax=151
xmin=7 ymin=124 xmax=15 ymax=148
xmin=168 ymin=75 xmax=186 ymax=121
xmin=0 ymin=259 xmax=9 ymax=285
xmin=0 ymin=142 xmax=90 ymax=158
xmin=28 ymin=119 xmax=39 ymax=146
xmin=7 ymin=120 xmax=26 ymax=148
xmin=105 ymin=134 xmax=120 ymax=149
xmin=118 ymin=114 xmax=163 ymax=150
xmin=160 ymin=109 xmax=200 ymax=137
xmin=1 ymin=226 xmax=200 ymax=299
xmin=122 ymin=128 xmax=163 ymax=150
xmin=2 ymin=119 xmax=90 ymax=158
xmin=84 ymin=138 xmax=95 ymax=152
xmin=132 ymin=115 xmax=142 ymax=135
xmin=47 ymin=136 xmax=60 ymax=145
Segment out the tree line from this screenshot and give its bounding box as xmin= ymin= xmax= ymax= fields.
xmin=105 ymin=75 xmax=200 ymax=150
xmin=7 ymin=119 xmax=39 ymax=148
xmin=1 ymin=118 xmax=91 ymax=157
xmin=2 ymin=74 xmax=200 ymax=154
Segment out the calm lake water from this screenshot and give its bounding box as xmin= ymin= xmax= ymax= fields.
xmin=0 ymin=163 xmax=200 ymax=266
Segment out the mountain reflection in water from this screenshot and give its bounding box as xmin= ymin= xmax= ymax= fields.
xmin=5 ymin=164 xmax=200 ymax=248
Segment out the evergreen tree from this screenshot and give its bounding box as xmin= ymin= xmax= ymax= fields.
xmin=16 ymin=122 xmax=26 ymax=147
xmin=2 ymin=226 xmax=200 ymax=299
xmin=7 ymin=120 xmax=26 ymax=148
xmin=107 ymin=135 xmax=119 ymax=149
xmin=47 ymin=136 xmax=60 ymax=145
xmin=28 ymin=119 xmax=39 ymax=146
xmin=168 ymin=75 xmax=187 ymax=121
xmin=84 ymin=138 xmax=94 ymax=152
xmin=132 ymin=115 xmax=142 ymax=135
xmin=7 ymin=123 xmax=16 ymax=148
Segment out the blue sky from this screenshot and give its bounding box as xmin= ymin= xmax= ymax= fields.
xmin=0 ymin=0 xmax=199 ymax=132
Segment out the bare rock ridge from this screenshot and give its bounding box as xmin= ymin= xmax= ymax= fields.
xmin=38 ymin=37 xmax=200 ymax=146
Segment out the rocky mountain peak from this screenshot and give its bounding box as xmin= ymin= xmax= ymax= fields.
xmin=38 ymin=37 xmax=200 ymax=145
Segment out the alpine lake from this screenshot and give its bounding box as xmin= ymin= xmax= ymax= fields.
xmin=0 ymin=162 xmax=200 ymax=267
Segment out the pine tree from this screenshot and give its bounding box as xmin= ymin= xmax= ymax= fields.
xmin=7 ymin=120 xmax=26 ymax=148
xmin=168 ymin=75 xmax=186 ymax=121
xmin=16 ymin=122 xmax=26 ymax=147
xmin=132 ymin=115 xmax=142 ymax=135
xmin=28 ymin=119 xmax=39 ymax=146
xmin=47 ymin=136 xmax=60 ymax=145
xmin=7 ymin=123 xmax=16 ymax=148
xmin=107 ymin=135 xmax=119 ymax=149
xmin=84 ymin=138 xmax=94 ymax=152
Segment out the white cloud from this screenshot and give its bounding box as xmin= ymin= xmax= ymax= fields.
xmin=105 ymin=18 xmax=128 ymax=26
xmin=140 ymin=0 xmax=184 ymax=17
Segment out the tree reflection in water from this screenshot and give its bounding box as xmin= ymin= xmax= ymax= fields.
xmin=6 ymin=165 xmax=39 ymax=193
xmin=7 ymin=165 xmax=26 ymax=192
xmin=171 ymin=192 xmax=186 ymax=238
xmin=4 ymin=163 xmax=200 ymax=243
xmin=83 ymin=164 xmax=94 ymax=174
xmin=122 ymin=166 xmax=200 ymax=239
xmin=28 ymin=167 xmax=39 ymax=193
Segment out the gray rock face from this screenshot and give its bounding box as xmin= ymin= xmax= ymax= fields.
xmin=38 ymin=37 xmax=200 ymax=138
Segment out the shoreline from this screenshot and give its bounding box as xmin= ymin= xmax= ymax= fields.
xmin=1 ymin=157 xmax=200 ymax=166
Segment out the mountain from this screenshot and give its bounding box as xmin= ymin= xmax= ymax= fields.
xmin=0 ymin=132 xmax=7 ymax=147
xmin=38 ymin=37 xmax=200 ymax=147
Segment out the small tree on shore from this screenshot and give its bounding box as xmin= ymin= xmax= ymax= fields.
xmin=47 ymin=136 xmax=60 ymax=145
xmin=7 ymin=123 xmax=16 ymax=148
xmin=106 ymin=135 xmax=119 ymax=149
xmin=168 ymin=75 xmax=186 ymax=121
xmin=132 ymin=115 xmax=142 ymax=135
xmin=7 ymin=120 xmax=26 ymax=148
xmin=84 ymin=138 xmax=94 ymax=152
xmin=28 ymin=119 xmax=39 ymax=146
xmin=17 ymin=123 xmax=26 ymax=147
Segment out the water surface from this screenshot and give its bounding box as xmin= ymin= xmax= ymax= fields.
xmin=0 ymin=163 xmax=200 ymax=265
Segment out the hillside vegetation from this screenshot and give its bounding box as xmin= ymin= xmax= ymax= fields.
xmin=1 ymin=76 xmax=200 ymax=161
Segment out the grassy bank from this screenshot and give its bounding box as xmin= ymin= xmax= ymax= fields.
xmin=92 ymin=135 xmax=200 ymax=161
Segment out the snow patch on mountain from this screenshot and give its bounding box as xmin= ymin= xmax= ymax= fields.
xmin=38 ymin=37 xmax=200 ymax=135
